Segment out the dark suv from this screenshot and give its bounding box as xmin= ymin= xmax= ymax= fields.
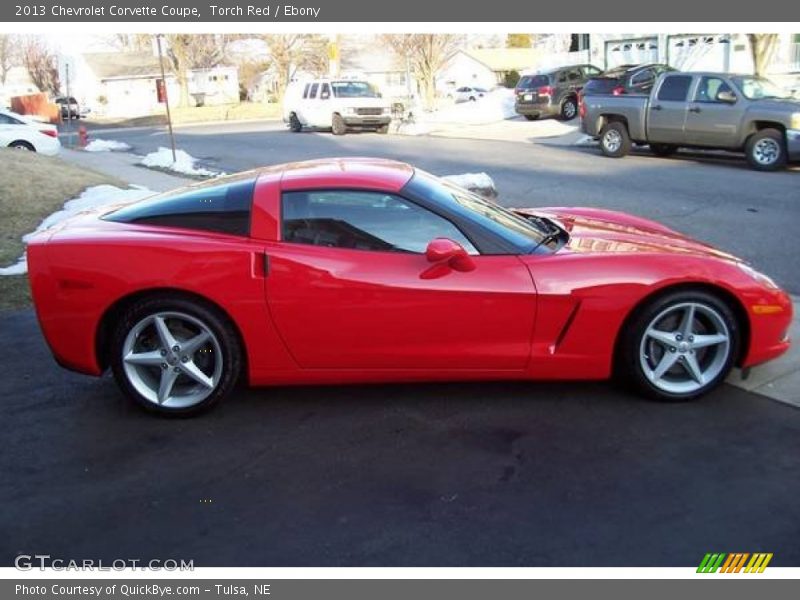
xmin=55 ymin=96 xmax=80 ymax=120
xmin=581 ymin=64 xmax=676 ymax=97
xmin=515 ymin=64 xmax=602 ymax=121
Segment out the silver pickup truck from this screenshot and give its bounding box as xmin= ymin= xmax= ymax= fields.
xmin=581 ymin=71 xmax=800 ymax=171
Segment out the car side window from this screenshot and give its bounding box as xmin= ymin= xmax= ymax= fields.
xmin=281 ymin=190 xmax=478 ymax=254
xmin=567 ymin=69 xmax=581 ymax=82
xmin=309 ymin=83 xmax=319 ymax=99
xmin=631 ymin=68 xmax=655 ymax=91
xmin=320 ymin=83 xmax=331 ymax=100
xmin=584 ymin=66 xmax=602 ymax=77
xmin=557 ymin=71 xmax=567 ymax=83
xmin=694 ymin=76 xmax=733 ymax=103
xmin=656 ymin=75 xmax=693 ymax=102
xmin=302 ymin=84 xmax=310 ymax=99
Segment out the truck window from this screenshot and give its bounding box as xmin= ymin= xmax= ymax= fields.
xmin=694 ymin=77 xmax=733 ymax=103
xmin=320 ymin=83 xmax=331 ymax=99
xmin=657 ymin=75 xmax=693 ymax=102
xmin=309 ymin=83 xmax=319 ymax=99
xmin=302 ymin=84 xmax=310 ymax=99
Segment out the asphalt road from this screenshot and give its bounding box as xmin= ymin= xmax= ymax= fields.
xmin=94 ymin=121 xmax=800 ymax=294
xmin=2 ymin=308 xmax=800 ymax=567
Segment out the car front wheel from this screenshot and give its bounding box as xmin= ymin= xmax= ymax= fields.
xmin=332 ymin=113 xmax=347 ymax=135
xmin=110 ymin=296 xmax=242 ymax=416
xmin=289 ymin=112 xmax=302 ymax=132
xmin=618 ymin=290 xmax=740 ymax=401
xmin=599 ymin=122 xmax=631 ymax=158
xmin=746 ymin=129 xmax=786 ymax=171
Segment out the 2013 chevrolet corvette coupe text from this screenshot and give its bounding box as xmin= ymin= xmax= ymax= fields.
xmin=27 ymin=158 xmax=791 ymax=415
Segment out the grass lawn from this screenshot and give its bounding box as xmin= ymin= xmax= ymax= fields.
xmin=0 ymin=149 xmax=122 ymax=310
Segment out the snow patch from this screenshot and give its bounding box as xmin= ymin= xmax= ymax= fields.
xmin=84 ymin=139 xmax=131 ymax=152
xmin=140 ymin=147 xmax=222 ymax=177
xmin=0 ymin=185 xmax=153 ymax=276
xmin=442 ymin=172 xmax=498 ymax=200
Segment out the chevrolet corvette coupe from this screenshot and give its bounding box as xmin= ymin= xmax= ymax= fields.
xmin=27 ymin=158 xmax=791 ymax=415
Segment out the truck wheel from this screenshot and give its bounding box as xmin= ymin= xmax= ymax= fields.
xmin=599 ymin=122 xmax=631 ymax=158
xmin=560 ymin=97 xmax=578 ymax=120
xmin=376 ymin=124 xmax=389 ymax=134
xmin=289 ymin=113 xmax=302 ymax=133
xmin=745 ymin=129 xmax=786 ymax=171
xmin=650 ymin=143 xmax=677 ymax=157
xmin=332 ymin=114 xmax=346 ymax=136
xmin=523 ymin=114 xmax=538 ymax=121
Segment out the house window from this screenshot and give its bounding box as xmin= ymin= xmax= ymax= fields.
xmin=569 ymin=34 xmax=590 ymax=52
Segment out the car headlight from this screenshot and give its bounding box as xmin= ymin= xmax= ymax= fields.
xmin=343 ymin=107 xmax=356 ymax=115
xmin=738 ymin=262 xmax=779 ymax=289
xmin=791 ymin=113 xmax=800 ymax=130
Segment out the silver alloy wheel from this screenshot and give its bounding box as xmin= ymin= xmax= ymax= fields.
xmin=752 ymin=138 xmax=781 ymax=165
xmin=639 ymin=302 xmax=731 ymax=395
xmin=564 ymin=101 xmax=576 ymax=119
xmin=603 ymin=129 xmax=622 ymax=153
xmin=121 ymin=311 xmax=223 ymax=409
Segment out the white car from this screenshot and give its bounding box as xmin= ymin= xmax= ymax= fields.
xmin=283 ymin=79 xmax=392 ymax=135
xmin=0 ymin=109 xmax=61 ymax=155
xmin=451 ymin=86 xmax=489 ymax=103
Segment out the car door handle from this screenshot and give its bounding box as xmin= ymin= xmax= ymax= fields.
xmin=651 ymin=105 xmax=662 ymax=111
xmin=688 ymin=106 xmax=701 ymax=113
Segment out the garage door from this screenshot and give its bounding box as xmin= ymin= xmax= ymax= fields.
xmin=604 ymin=38 xmax=658 ymax=69
xmin=668 ymin=35 xmax=731 ymax=71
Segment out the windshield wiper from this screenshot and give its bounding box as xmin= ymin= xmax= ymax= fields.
xmin=528 ymin=216 xmax=565 ymax=252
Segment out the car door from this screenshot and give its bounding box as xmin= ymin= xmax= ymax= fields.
xmin=265 ymin=189 xmax=537 ymax=371
xmin=683 ymin=75 xmax=742 ymax=148
xmin=647 ymin=74 xmax=694 ymax=144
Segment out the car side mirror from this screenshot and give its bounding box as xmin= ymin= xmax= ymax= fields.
xmin=425 ymin=238 xmax=475 ymax=272
xmin=716 ymin=90 xmax=737 ymax=103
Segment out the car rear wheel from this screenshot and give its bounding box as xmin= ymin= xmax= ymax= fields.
xmin=9 ymin=140 xmax=35 ymax=151
xmin=332 ymin=113 xmax=346 ymax=136
xmin=650 ymin=143 xmax=678 ymax=157
xmin=599 ymin=122 xmax=631 ymax=158
xmin=746 ymin=129 xmax=786 ymax=171
xmin=289 ymin=112 xmax=302 ymax=133
xmin=523 ymin=114 xmax=538 ymax=121
xmin=110 ymin=296 xmax=242 ymax=416
xmin=560 ymin=97 xmax=578 ymax=120
xmin=618 ymin=290 xmax=740 ymax=401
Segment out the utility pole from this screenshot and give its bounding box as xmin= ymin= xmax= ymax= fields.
xmin=156 ymin=34 xmax=177 ymax=163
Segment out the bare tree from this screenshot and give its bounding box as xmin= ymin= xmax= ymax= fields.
xmin=107 ymin=33 xmax=152 ymax=52
xmin=380 ymin=34 xmax=463 ymax=109
xmin=747 ymin=34 xmax=780 ymax=76
xmin=0 ymin=34 xmax=17 ymax=85
xmin=20 ymin=36 xmax=59 ymax=95
xmin=260 ymin=34 xmax=329 ymax=101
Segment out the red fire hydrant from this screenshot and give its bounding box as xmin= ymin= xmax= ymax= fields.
xmin=78 ymin=125 xmax=88 ymax=148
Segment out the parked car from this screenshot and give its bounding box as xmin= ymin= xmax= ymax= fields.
xmin=283 ymin=79 xmax=392 ymax=135
xmin=451 ymin=86 xmax=489 ymax=103
xmin=26 ymin=158 xmax=791 ymax=416
xmin=582 ymin=64 xmax=677 ymax=98
xmin=515 ymin=64 xmax=603 ymax=120
xmin=0 ymin=108 xmax=61 ymax=155
xmin=55 ymin=96 xmax=80 ymax=120
xmin=582 ymin=71 xmax=800 ymax=171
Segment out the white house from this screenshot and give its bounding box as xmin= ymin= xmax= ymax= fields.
xmin=0 ymin=66 xmax=40 ymax=109
xmin=59 ymin=51 xmax=240 ymax=118
xmin=439 ymin=48 xmax=541 ymax=91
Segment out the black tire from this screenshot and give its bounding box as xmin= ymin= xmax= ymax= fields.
xmin=745 ymin=128 xmax=787 ymax=171
xmin=616 ymin=289 xmax=740 ymax=402
xmin=650 ymin=143 xmax=678 ymax=157
xmin=110 ymin=295 xmax=243 ymax=417
xmin=469 ymin=96 xmax=476 ymax=102
xmin=331 ymin=113 xmax=346 ymax=136
xmin=376 ymin=124 xmax=389 ymax=134
xmin=9 ymin=140 xmax=35 ymax=151
xmin=289 ymin=112 xmax=302 ymax=133
xmin=560 ymin=97 xmax=578 ymax=120
xmin=599 ymin=121 xmax=631 ymax=158
xmin=523 ymin=114 xmax=538 ymax=121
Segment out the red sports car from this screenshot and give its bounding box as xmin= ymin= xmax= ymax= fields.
xmin=27 ymin=158 xmax=791 ymax=415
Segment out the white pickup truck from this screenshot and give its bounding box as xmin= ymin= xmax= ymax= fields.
xmin=283 ymin=78 xmax=392 ymax=135
xmin=581 ymin=71 xmax=800 ymax=171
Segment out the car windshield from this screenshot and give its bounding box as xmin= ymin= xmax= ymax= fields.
xmin=331 ymin=81 xmax=379 ymax=98
xmin=731 ymin=76 xmax=792 ymax=100
xmin=407 ymin=170 xmax=551 ymax=253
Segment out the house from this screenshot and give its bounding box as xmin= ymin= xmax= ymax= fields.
xmin=438 ymin=48 xmax=541 ymax=91
xmin=61 ymin=51 xmax=239 ymax=118
xmin=339 ymin=35 xmax=409 ymax=98
xmin=531 ymin=33 xmax=800 ymax=87
xmin=0 ymin=66 xmax=40 ymax=109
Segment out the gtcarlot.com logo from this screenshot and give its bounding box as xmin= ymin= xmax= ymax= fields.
xmin=697 ymin=553 xmax=773 ymax=573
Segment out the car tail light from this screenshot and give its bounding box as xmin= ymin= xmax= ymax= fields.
xmin=579 ymin=98 xmax=586 ymax=118
xmin=40 ymin=129 xmax=58 ymax=138
xmin=612 ymin=86 xmax=626 ymax=96
xmin=537 ymin=85 xmax=554 ymax=96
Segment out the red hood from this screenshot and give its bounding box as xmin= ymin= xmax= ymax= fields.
xmin=514 ymin=206 xmax=740 ymax=262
